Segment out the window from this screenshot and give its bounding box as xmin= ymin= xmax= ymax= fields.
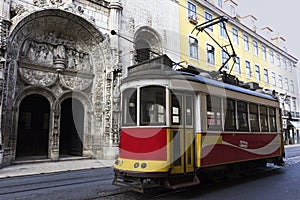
xmin=218 ymin=0 xmax=223 ymax=8
xmin=284 ymin=78 xmax=289 ymax=91
xmin=189 ymin=36 xmax=198 ymax=59
xmin=262 ymin=45 xmax=266 ymax=60
xmin=123 ymin=88 xmax=137 ymax=126
xmin=207 ymin=44 xmax=215 ymax=64
xmin=243 ymin=35 xmax=249 ymax=50
xmin=234 ymin=57 xmax=241 ymax=74
xmin=269 ymin=50 xmax=274 ymax=63
xmin=271 ymin=72 xmax=276 ymax=86
xmin=220 ymin=22 xmax=227 ymax=38
xmin=245 ymin=61 xmax=251 ymax=78
xmin=288 ymin=60 xmax=292 ymax=72
xmin=290 ymin=80 xmax=294 ymax=92
xmin=253 ymin=41 xmax=258 ymax=55
xmin=140 ymin=86 xmax=166 ymax=126
xmin=171 ymin=93 xmax=182 ymax=125
xmin=205 ymin=11 xmax=213 ymax=31
xmin=264 ymin=69 xmax=269 ymax=84
xmin=283 ymin=58 xmax=287 ymax=70
xmin=188 ymin=2 xmax=197 ymax=21
xmin=292 ymin=97 xmax=297 ymax=113
xmin=232 ymin=28 xmax=239 ymax=45
xmin=225 ymin=99 xmax=236 ymax=131
xmin=221 ymin=50 xmax=229 ymax=69
xmin=255 ymin=65 xmax=260 ymax=82
xmin=276 ymin=53 xmax=281 ymax=67
xmin=237 ymin=101 xmax=249 ymax=131
xmin=260 ymin=106 xmax=269 ymax=132
xmin=186 ymin=95 xmax=193 ymax=126
xmin=278 ymin=75 xmax=283 ymax=88
xmin=269 ymin=107 xmax=277 ymax=132
xmin=207 ymin=95 xmax=222 ymax=131
xmin=249 ymin=104 xmax=259 ymax=132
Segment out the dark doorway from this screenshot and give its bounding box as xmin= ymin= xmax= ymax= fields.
xmin=60 ymin=98 xmax=84 ymax=156
xmin=16 ymin=94 xmax=50 ymax=158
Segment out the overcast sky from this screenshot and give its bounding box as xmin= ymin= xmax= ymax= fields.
xmin=235 ymin=0 xmax=299 ymax=60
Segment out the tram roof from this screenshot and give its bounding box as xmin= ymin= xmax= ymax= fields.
xmin=125 ymin=55 xmax=278 ymax=102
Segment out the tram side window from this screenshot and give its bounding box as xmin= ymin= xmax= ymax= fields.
xmin=249 ymin=103 xmax=259 ymax=132
xmin=186 ymin=95 xmax=193 ymax=126
xmin=269 ymin=107 xmax=277 ymax=132
xmin=172 ymin=94 xmax=182 ymax=125
xmin=140 ymin=86 xmax=166 ymax=126
xmin=225 ymin=99 xmax=236 ymax=131
xmin=237 ymin=101 xmax=249 ymax=131
xmin=123 ymin=88 xmax=137 ymax=126
xmin=207 ymin=95 xmax=222 ymax=131
xmin=260 ymin=106 xmax=269 ymax=132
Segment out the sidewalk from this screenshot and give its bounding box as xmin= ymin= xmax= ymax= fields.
xmin=0 ymin=158 xmax=115 ymax=179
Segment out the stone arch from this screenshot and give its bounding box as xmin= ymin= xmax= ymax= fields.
xmin=55 ymin=91 xmax=93 ymax=158
xmin=134 ymin=26 xmax=163 ymax=62
xmin=1 ymin=9 xmax=111 ymax=163
xmin=13 ymin=86 xmax=56 ymax=160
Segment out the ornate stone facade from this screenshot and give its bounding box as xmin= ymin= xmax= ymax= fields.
xmin=0 ymin=0 xmax=122 ymax=166
xmin=0 ymin=0 xmax=179 ymax=166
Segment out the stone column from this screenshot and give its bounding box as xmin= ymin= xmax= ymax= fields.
xmin=0 ymin=0 xmax=12 ymax=166
xmin=101 ymin=0 xmax=122 ymax=159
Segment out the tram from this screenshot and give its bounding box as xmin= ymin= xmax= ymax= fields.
xmin=113 ymin=55 xmax=285 ymax=192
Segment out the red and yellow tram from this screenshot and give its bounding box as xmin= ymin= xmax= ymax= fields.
xmin=113 ymin=55 xmax=285 ymax=192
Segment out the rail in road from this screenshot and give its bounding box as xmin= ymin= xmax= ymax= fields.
xmin=0 ymin=151 xmax=300 ymax=200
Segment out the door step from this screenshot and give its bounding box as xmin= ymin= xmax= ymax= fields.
xmin=165 ymin=174 xmax=200 ymax=189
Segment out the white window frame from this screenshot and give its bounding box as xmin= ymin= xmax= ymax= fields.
xmin=220 ymin=22 xmax=227 ymax=39
xmin=255 ymin=65 xmax=260 ymax=82
xmin=276 ymin=53 xmax=281 ymax=67
xmin=187 ymin=2 xmax=197 ymax=21
xmin=264 ymin=69 xmax=269 ymax=84
xmin=245 ymin=60 xmax=251 ymax=78
xmin=221 ymin=50 xmax=229 ymax=69
xmin=234 ymin=57 xmax=241 ymax=74
xmin=269 ymin=50 xmax=274 ymax=63
xmin=205 ymin=11 xmax=213 ymax=32
xmin=283 ymin=57 xmax=287 ymax=70
xmin=253 ymin=41 xmax=258 ymax=56
xmin=262 ymin=45 xmax=266 ymax=60
xmin=206 ymin=43 xmax=215 ymax=65
xmin=271 ymin=72 xmax=276 ymax=86
xmin=284 ymin=78 xmax=289 ymax=91
xmin=189 ymin=36 xmax=198 ymax=59
xmin=243 ymin=34 xmax=249 ymax=51
xmin=232 ymin=28 xmax=239 ymax=45
xmin=278 ymin=75 xmax=283 ymax=88
xmin=290 ymin=80 xmax=294 ymax=92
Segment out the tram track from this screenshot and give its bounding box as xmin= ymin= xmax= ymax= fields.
xmin=0 ymin=169 xmax=114 ymax=197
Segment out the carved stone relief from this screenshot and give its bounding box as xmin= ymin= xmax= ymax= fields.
xmin=18 ymin=30 xmax=94 ymax=90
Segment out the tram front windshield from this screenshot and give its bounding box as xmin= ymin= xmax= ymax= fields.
xmin=122 ymin=86 xmax=166 ymax=126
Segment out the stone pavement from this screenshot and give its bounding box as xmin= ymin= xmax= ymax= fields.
xmin=0 ymin=158 xmax=115 ymax=179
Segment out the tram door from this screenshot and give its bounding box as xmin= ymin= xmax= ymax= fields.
xmin=170 ymin=93 xmax=195 ymax=174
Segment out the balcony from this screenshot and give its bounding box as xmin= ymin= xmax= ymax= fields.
xmin=188 ymin=16 xmax=198 ymax=25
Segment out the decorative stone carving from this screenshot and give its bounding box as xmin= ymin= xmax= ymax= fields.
xmin=19 ymin=68 xmax=57 ymax=86
xmin=18 ymin=30 xmax=94 ymax=90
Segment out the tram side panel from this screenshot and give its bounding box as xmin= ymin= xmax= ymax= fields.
xmin=196 ymin=132 xmax=281 ymax=168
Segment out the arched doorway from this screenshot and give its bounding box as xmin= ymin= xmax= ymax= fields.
xmin=16 ymin=94 xmax=50 ymax=159
xmin=60 ymin=98 xmax=84 ymax=157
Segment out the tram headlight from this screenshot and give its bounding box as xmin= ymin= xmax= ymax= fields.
xmin=141 ymin=163 xmax=147 ymax=169
xmin=134 ymin=162 xmax=139 ymax=168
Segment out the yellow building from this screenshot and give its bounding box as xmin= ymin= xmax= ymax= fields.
xmin=178 ymin=0 xmax=299 ymax=143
